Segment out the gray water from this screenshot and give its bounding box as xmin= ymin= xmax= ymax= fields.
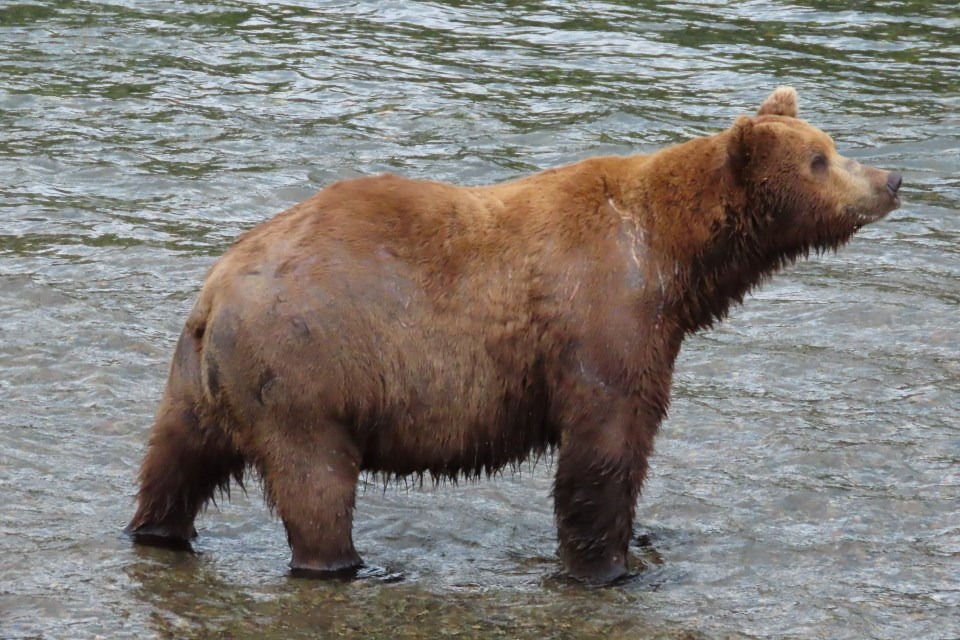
xmin=1 ymin=1 xmax=958 ymax=638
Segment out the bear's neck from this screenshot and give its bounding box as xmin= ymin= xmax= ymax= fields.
xmin=681 ymin=228 xmax=792 ymax=334
xmin=616 ymin=133 xmax=790 ymax=335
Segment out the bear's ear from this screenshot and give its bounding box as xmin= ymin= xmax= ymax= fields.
xmin=757 ymin=86 xmax=798 ymax=118
xmin=726 ymin=115 xmax=754 ymax=176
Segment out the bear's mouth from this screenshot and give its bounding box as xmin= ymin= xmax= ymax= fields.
xmin=855 ymin=210 xmax=887 ymax=226
xmin=847 ymin=192 xmax=900 ymax=229
xmin=888 ymin=189 xmax=901 ymax=209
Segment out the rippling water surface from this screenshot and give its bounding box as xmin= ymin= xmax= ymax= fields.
xmin=1 ymin=1 xmax=958 ymax=638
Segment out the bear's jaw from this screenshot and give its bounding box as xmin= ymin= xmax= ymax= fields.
xmin=838 ymin=193 xmax=899 ymax=238
xmin=854 ymin=211 xmax=885 ymax=228
xmin=850 ymin=202 xmax=897 ymax=227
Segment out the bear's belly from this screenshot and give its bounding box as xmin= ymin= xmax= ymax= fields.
xmin=356 ymin=368 xmax=556 ymax=478
xmin=198 ymin=265 xmax=555 ymax=476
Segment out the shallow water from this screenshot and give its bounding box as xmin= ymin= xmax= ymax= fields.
xmin=1 ymin=1 xmax=958 ymax=638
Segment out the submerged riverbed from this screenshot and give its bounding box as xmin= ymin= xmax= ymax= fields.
xmin=1 ymin=1 xmax=958 ymax=638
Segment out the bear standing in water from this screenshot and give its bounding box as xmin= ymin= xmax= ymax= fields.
xmin=126 ymin=88 xmax=901 ymax=584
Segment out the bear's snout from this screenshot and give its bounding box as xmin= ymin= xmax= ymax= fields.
xmin=887 ymin=172 xmax=902 ymax=196
xmin=856 ymin=163 xmax=902 ymax=214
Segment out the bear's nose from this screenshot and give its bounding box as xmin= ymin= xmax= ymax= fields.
xmin=887 ymin=172 xmax=902 ymax=195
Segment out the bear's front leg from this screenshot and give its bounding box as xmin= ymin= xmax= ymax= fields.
xmin=552 ymin=396 xmax=655 ymax=584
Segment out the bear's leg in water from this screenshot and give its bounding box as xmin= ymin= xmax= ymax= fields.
xmin=258 ymin=420 xmax=363 ymax=574
xmin=126 ymin=376 xmax=246 ymax=544
xmin=553 ymin=396 xmax=650 ymax=584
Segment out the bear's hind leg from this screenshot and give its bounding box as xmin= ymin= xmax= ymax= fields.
xmin=258 ymin=422 xmax=362 ymax=575
xmin=126 ymin=393 xmax=245 ymax=547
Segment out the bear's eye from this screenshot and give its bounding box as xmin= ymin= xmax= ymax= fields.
xmin=811 ymin=154 xmax=828 ymax=172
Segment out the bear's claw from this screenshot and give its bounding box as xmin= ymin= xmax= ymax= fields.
xmin=124 ymin=523 xmax=196 ymax=552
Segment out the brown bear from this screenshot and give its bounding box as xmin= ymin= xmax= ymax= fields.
xmin=126 ymin=87 xmax=901 ymax=584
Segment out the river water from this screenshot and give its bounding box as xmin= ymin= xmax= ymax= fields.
xmin=1 ymin=1 xmax=957 ymax=638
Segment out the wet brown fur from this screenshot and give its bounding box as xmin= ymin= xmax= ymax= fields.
xmin=127 ymin=87 xmax=900 ymax=583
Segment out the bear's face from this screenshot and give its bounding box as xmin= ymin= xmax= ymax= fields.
xmin=733 ymin=88 xmax=901 ymax=254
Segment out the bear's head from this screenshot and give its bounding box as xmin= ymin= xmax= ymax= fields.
xmin=727 ymin=86 xmax=901 ymax=256
xmin=666 ymin=87 xmax=902 ymax=331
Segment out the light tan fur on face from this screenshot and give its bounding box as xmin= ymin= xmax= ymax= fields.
xmin=818 ymin=140 xmax=896 ymax=224
xmin=750 ymin=104 xmax=896 ymax=229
